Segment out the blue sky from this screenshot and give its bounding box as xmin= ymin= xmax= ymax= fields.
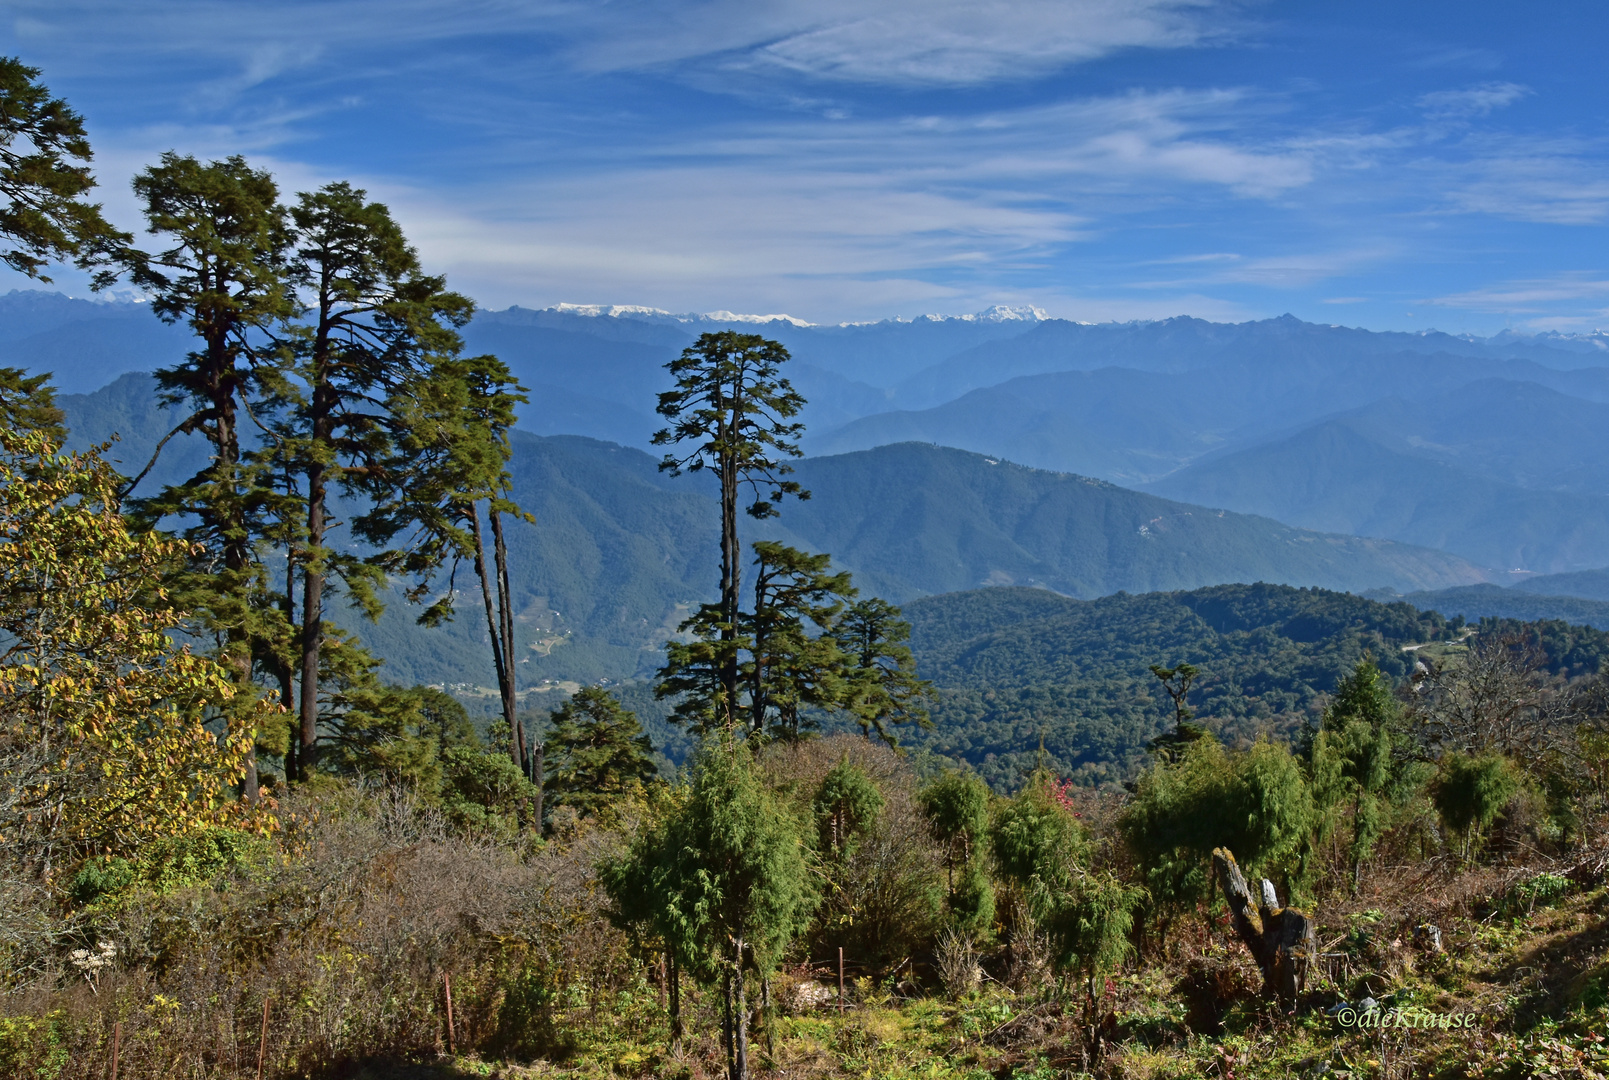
xmin=4 ymin=0 xmax=1607 ymax=331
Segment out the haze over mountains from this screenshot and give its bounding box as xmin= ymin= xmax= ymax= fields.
xmin=54 ymin=373 xmax=1490 ymax=689
xmin=13 ymin=288 xmax=1609 ymax=697
xmin=467 ymin=303 xmax=1609 ymax=579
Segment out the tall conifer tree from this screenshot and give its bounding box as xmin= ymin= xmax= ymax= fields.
xmin=363 ymin=352 xmax=534 ymax=807
xmin=270 ymin=181 xmax=474 ymax=776
xmin=833 ymin=598 xmax=933 ymax=743
xmin=0 ymin=57 xmax=127 ymax=282
xmin=653 ymin=332 xmax=805 ymax=731
xmin=121 ymin=153 xmax=297 ymax=798
xmin=747 ymin=541 xmax=851 ymax=738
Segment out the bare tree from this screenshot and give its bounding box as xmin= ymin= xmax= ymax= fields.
xmin=1408 ymin=633 xmax=1569 ymax=759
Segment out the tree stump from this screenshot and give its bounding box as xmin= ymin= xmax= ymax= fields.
xmin=1211 ymin=848 xmax=1316 ymax=1003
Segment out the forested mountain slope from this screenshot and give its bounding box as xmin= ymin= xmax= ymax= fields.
xmin=1144 ymin=419 xmax=1609 ymax=572
xmin=780 ymin=443 xmax=1491 ymax=600
xmin=59 ymin=374 xmax=1496 ymax=694
xmin=896 ymin=583 xmax=1609 ymax=789
xmin=1516 ymin=567 xmax=1609 ymax=600
xmin=25 ymin=293 xmax=1609 ymax=591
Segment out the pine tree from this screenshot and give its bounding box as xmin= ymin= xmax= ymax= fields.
xmin=1308 ymin=659 xmax=1399 ymax=890
xmin=1120 ymin=737 xmax=1312 ymax=942
xmin=0 ymin=57 xmax=128 ymax=283
xmin=654 ymin=333 xmax=805 ymax=732
xmin=812 ymin=757 xmax=883 ymax=858
xmin=1146 ymin=661 xmax=1206 ymax=758
xmin=747 ymin=541 xmax=852 ymax=738
xmin=0 ymin=368 xmax=65 ymax=442
xmin=918 ymin=770 xmax=995 ymax=933
xmin=832 ymin=598 xmax=933 ymax=744
xmin=603 ymin=740 xmax=815 ymax=1080
xmin=120 ymin=153 xmax=298 ymax=799
xmin=543 ymin=686 xmax=658 ymax=823
xmin=364 ymin=351 xmax=535 ymax=805
xmin=268 ymin=181 xmax=475 ymax=777
xmin=1434 ymin=751 xmax=1522 ymax=863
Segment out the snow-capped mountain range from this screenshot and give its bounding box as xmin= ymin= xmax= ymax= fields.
xmin=547 ymin=301 xmax=1049 ymax=328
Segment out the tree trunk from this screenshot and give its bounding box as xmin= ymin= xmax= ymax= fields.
xmin=1211 ymin=847 xmax=1316 ymax=1003
xmin=280 ymin=558 xmax=297 ymax=783
xmin=242 ymin=751 xmax=260 ymax=801
xmin=210 ymin=354 xmax=266 ymax=790
xmin=668 ymin=950 xmax=682 ymax=1054
xmin=732 ymin=939 xmax=749 ymax=1080
xmin=761 ymin=974 xmax=773 ymax=1061
xmin=718 ymin=407 xmax=740 ymax=730
xmin=491 ymin=508 xmax=540 ymax=824
xmin=298 ymin=456 xmax=325 ymax=779
xmin=470 ymin=508 xmax=513 ymax=741
xmin=721 ymin=968 xmax=735 ymax=1079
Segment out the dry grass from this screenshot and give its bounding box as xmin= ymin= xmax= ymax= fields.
xmin=0 ymin=783 xmax=637 ymax=1079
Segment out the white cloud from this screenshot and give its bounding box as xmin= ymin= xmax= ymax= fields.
xmin=369 ymin=166 xmax=1080 ymax=319
xmin=70 ymin=82 xmax=1326 ymax=322
xmin=552 ymin=0 xmax=1232 ymax=87
xmin=11 ymin=0 xmax=1233 ymax=93
xmin=1128 ymin=247 xmax=1395 ymax=290
xmin=1426 ymin=274 xmax=1609 ymax=313
xmin=830 ymin=90 xmax=1316 ymax=198
xmin=1437 ymin=145 xmax=1609 ymax=225
xmin=1417 ymin=82 xmax=1530 ymax=119
xmin=742 ymin=0 xmax=1224 ymax=86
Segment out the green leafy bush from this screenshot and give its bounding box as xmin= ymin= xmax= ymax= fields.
xmin=1434 ymin=752 xmax=1523 ymax=859
xmin=1120 ymin=737 xmax=1312 ymax=916
xmin=66 ymin=827 xmax=267 ymax=907
xmin=918 ymin=770 xmax=995 ymax=935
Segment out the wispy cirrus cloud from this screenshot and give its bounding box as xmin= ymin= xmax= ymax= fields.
xmin=1424 ymin=274 xmax=1609 ymax=330
xmin=346 ymin=164 xmax=1083 ymax=318
xmin=11 ymin=0 xmax=1236 ymax=95
xmin=1427 ymin=274 xmax=1609 ymax=311
xmin=1434 ymin=139 xmax=1609 ymax=224
xmin=1418 ymin=81 xmax=1530 ymax=119
xmin=553 ymin=0 xmax=1239 ymax=87
xmin=1124 ymin=247 xmax=1397 ymax=290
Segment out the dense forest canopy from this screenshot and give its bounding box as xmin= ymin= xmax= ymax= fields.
xmin=891 ymin=583 xmax=1460 ymax=787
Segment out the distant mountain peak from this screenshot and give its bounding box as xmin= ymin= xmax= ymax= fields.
xmin=912 ymin=304 xmax=1049 ymax=325
xmin=547 ymin=302 xmax=814 ymax=327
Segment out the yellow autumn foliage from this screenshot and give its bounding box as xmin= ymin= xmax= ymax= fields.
xmin=0 ymin=431 xmax=274 ymax=864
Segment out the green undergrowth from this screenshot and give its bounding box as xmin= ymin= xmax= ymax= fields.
xmin=428 ymin=874 xmax=1609 ymax=1080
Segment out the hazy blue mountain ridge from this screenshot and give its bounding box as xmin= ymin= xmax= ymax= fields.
xmin=816 ymin=349 xmax=1609 ymax=482
xmin=1145 ymin=420 xmax=1609 ymax=573
xmin=23 ymin=290 xmax=1609 ymax=604
xmin=1364 ymin=584 xmax=1609 ymax=632
xmin=1514 ymin=569 xmax=1609 ymax=601
xmin=56 ymin=375 xmax=1496 ymax=694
